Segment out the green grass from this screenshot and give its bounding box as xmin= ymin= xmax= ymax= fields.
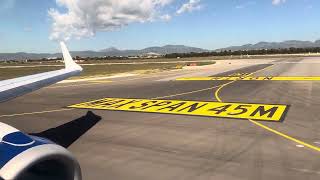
xmin=0 ymin=61 xmax=217 ymax=80
xmin=0 ymin=66 xmax=61 ymax=80
xmin=80 ymin=63 xmax=181 ymax=77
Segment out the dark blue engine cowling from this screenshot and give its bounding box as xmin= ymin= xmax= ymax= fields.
xmin=0 ymin=123 xmax=81 ymax=180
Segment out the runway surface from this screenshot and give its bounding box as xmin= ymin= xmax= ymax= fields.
xmin=0 ymin=58 xmax=320 ymax=180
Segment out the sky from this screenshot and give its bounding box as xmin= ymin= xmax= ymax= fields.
xmin=0 ymin=0 xmax=319 ymax=53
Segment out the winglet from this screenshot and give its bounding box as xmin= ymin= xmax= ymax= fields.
xmin=60 ymin=42 xmax=83 ymax=71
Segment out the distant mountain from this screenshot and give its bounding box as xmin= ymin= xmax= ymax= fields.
xmin=0 ymin=45 xmax=208 ymax=60
xmin=216 ymin=40 xmax=320 ymax=52
xmin=99 ymin=45 xmax=208 ymax=56
xmin=0 ymin=52 xmax=53 ymax=60
xmin=2 ymin=40 xmax=320 ymax=60
xmin=0 ymin=51 xmax=106 ymax=61
xmin=140 ymin=45 xmax=207 ymax=54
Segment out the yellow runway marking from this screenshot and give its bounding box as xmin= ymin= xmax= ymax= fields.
xmin=214 ymin=65 xmax=320 ymax=152
xmin=0 ymin=108 xmax=73 ymax=118
xmin=69 ymin=98 xmax=288 ymax=121
xmin=0 ymin=84 xmax=222 ymax=118
xmin=213 ymin=65 xmax=276 ymax=102
xmin=249 ymin=120 xmax=320 ymax=152
xmin=6 ymin=64 xmax=317 ymax=155
xmin=152 ymin=84 xmax=222 ymax=100
xmin=177 ymin=76 xmax=320 ymax=81
xmin=215 ymin=81 xmax=234 ymax=102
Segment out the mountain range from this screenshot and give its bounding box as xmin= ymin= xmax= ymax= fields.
xmin=216 ymin=40 xmax=320 ymax=51
xmin=0 ymin=45 xmax=208 ymax=60
xmin=1 ymin=40 xmax=320 ymax=60
xmin=100 ymin=45 xmax=207 ymax=56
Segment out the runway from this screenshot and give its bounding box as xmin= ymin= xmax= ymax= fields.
xmin=0 ymin=58 xmax=319 ymax=180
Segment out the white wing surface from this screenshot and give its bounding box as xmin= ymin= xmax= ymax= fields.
xmin=0 ymin=42 xmax=83 ymax=103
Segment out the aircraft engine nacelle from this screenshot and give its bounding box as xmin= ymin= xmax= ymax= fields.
xmin=0 ymin=122 xmax=81 ymax=180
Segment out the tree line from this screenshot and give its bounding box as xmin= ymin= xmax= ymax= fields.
xmin=164 ymin=47 xmax=320 ymax=58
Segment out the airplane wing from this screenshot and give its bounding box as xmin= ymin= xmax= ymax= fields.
xmin=0 ymin=42 xmax=84 ymax=180
xmin=0 ymin=42 xmax=83 ymax=103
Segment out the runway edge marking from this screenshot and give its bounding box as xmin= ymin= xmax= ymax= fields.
xmin=68 ymin=98 xmax=289 ymax=122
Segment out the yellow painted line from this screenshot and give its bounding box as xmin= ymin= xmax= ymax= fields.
xmin=152 ymin=84 xmax=222 ymax=100
xmin=249 ymin=120 xmax=320 ymax=152
xmin=270 ymin=77 xmax=320 ymax=81
xmin=214 ymin=65 xmax=320 ymax=152
xmin=215 ymin=81 xmax=234 ymax=102
xmin=68 ymin=98 xmax=288 ymax=121
xmin=177 ymin=76 xmax=320 ymax=81
xmin=0 ymin=65 xmax=273 ymax=119
xmin=0 ymin=69 xmax=226 ymax=118
xmin=0 ymin=108 xmax=73 ymax=118
xmin=0 ymin=84 xmax=222 ymax=118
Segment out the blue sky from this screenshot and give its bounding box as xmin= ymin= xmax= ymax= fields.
xmin=0 ymin=0 xmax=319 ymax=53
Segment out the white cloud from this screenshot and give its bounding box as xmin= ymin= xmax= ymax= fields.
xmin=235 ymin=1 xmax=256 ymax=9
xmin=272 ymin=0 xmax=286 ymax=5
xmin=49 ymin=0 xmax=175 ymax=41
xmin=176 ymin=0 xmax=202 ymax=14
xmin=160 ymin=14 xmax=172 ymax=21
xmin=235 ymin=5 xmax=245 ymax=9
